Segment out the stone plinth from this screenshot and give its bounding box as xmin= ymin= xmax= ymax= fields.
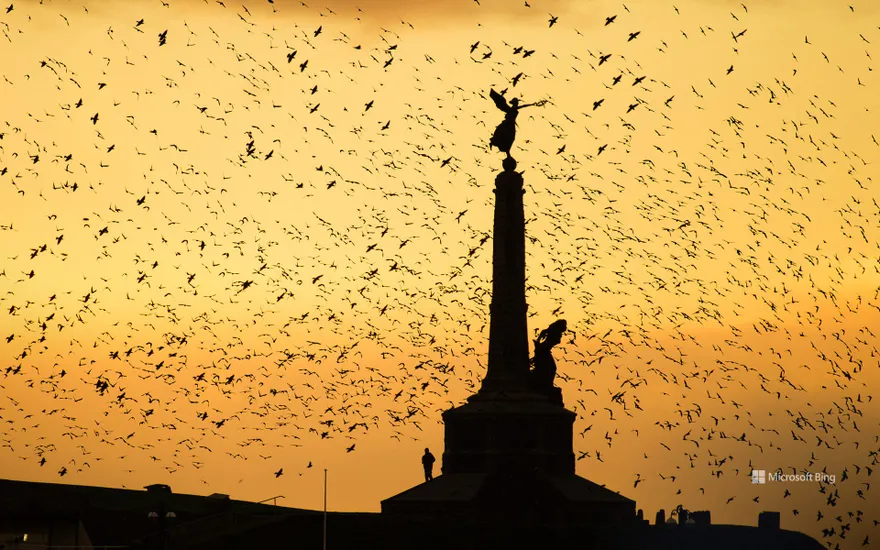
xmin=441 ymin=393 xmax=576 ymax=476
xmin=381 ymin=381 xmax=639 ymax=527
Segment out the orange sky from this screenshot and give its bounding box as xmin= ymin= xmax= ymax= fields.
xmin=1 ymin=0 xmax=879 ymax=546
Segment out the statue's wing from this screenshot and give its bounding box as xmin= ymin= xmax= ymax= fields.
xmin=489 ymin=88 xmax=509 ymax=112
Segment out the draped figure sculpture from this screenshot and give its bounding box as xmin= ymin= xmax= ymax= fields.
xmin=488 ymin=88 xmax=547 ymax=158
xmin=529 ymin=319 xmax=567 ymax=394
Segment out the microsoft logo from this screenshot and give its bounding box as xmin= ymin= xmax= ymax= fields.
xmin=751 ymin=470 xmax=766 ymax=484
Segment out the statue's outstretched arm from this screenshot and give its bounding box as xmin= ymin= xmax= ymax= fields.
xmin=519 ymin=99 xmax=548 ymax=109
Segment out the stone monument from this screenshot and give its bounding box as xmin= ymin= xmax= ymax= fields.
xmin=381 ymin=90 xmax=636 ymax=527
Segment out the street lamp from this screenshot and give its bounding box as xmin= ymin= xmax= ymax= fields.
xmin=323 ymin=469 xmax=327 ymax=550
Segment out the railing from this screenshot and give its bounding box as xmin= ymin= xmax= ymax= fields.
xmin=256 ymin=495 xmax=285 ymax=506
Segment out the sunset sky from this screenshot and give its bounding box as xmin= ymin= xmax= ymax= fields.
xmin=1 ymin=0 xmax=879 ymax=546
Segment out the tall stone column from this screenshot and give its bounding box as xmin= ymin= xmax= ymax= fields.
xmin=479 ymin=157 xmax=531 ymax=394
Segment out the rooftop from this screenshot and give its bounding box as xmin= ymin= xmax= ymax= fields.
xmin=0 ymin=478 xmax=824 ymax=550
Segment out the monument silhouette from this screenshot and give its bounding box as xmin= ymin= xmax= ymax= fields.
xmin=381 ymin=90 xmax=636 ymax=527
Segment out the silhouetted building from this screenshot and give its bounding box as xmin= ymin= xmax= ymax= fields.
xmin=0 ymin=518 xmax=92 ymax=550
xmin=0 ymin=478 xmax=292 ymax=550
xmin=0 ymin=477 xmax=829 ymax=550
xmin=656 ymin=509 xmax=666 ymax=525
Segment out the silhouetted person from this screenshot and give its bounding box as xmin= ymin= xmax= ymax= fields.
xmin=422 ymin=448 xmax=435 ymax=482
xmin=529 ymin=319 xmax=567 ymax=392
xmin=488 ymin=89 xmax=546 ymax=158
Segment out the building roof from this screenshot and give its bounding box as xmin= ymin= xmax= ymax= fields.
xmin=0 ymin=478 xmax=290 ymax=516
xmin=0 ymin=478 xmax=301 ymax=547
xmin=382 ymin=471 xmax=634 ymax=508
xmin=544 ymin=473 xmax=635 ymax=504
xmin=380 ymin=474 xmax=487 ymax=503
xmin=0 ymin=478 xmax=823 ymax=550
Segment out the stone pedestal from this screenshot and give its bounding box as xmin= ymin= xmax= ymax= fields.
xmin=442 ymin=393 xmax=575 ymax=476
xmin=382 ymin=373 xmax=638 ymax=527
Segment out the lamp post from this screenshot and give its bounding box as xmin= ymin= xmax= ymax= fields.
xmin=323 ymin=468 xmax=327 ymax=550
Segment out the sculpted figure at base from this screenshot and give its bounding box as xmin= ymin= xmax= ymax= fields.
xmin=529 ymin=319 xmax=567 ymax=394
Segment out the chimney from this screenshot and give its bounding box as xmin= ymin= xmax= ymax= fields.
xmin=655 ymin=509 xmax=665 ymax=525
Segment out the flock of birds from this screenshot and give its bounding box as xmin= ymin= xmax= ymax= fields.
xmin=1 ymin=0 xmax=879 ymax=547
